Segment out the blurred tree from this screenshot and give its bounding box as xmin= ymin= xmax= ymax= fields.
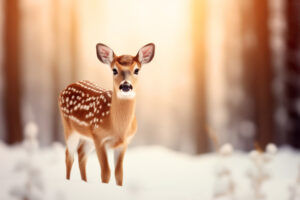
xmin=192 ymin=0 xmax=209 ymax=154
xmin=252 ymin=0 xmax=274 ymax=148
xmin=3 ymin=0 xmax=23 ymax=144
xmin=240 ymin=0 xmax=274 ymax=149
xmin=51 ymin=0 xmax=60 ymax=142
xmin=269 ymin=0 xmax=287 ymax=146
xmin=52 ymin=0 xmax=79 ymax=142
xmin=70 ymin=0 xmax=79 ymax=82
xmin=285 ymin=0 xmax=300 ymax=148
xmin=224 ymin=0 xmax=256 ymax=150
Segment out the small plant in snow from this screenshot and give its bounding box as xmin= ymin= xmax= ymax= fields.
xmin=289 ymin=164 xmax=300 ymax=200
xmin=212 ymin=143 xmax=235 ymax=200
xmin=23 ymin=122 xmax=39 ymax=153
xmin=10 ymin=122 xmax=44 ymax=200
xmin=247 ymin=143 xmax=277 ymax=200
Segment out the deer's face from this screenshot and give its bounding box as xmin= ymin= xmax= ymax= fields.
xmin=96 ymin=43 xmax=155 ymax=99
xmin=111 ymin=56 xmax=140 ymax=99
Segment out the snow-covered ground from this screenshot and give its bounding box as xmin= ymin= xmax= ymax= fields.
xmin=0 ymin=142 xmax=299 ymax=200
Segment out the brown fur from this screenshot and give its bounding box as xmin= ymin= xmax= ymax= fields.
xmin=116 ymin=55 xmax=135 ymax=66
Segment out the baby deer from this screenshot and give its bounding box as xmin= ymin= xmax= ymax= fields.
xmin=58 ymin=43 xmax=155 ymax=186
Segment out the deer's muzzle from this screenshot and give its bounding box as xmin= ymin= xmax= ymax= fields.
xmin=119 ymin=81 xmax=133 ymax=92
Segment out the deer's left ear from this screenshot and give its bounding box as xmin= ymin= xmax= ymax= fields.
xmin=136 ymin=43 xmax=155 ymax=64
xmin=96 ymin=43 xmax=115 ymax=65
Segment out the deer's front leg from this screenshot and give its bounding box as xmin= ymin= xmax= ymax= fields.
xmin=93 ymin=136 xmax=111 ymax=183
xmin=114 ymin=145 xmax=127 ymax=186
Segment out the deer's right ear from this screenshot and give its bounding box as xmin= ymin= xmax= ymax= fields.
xmin=96 ymin=43 xmax=115 ymax=65
xmin=136 ymin=43 xmax=155 ymax=65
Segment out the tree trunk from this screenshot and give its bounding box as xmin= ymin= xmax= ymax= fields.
xmin=3 ymin=0 xmax=23 ymax=144
xmin=224 ymin=0 xmax=255 ymax=150
xmin=241 ymin=0 xmax=273 ymax=149
xmin=51 ymin=0 xmax=60 ymax=142
xmin=70 ymin=0 xmax=78 ymax=82
xmin=253 ymin=0 xmax=274 ymax=148
xmin=240 ymin=0 xmax=259 ymax=148
xmin=285 ymin=0 xmax=300 ymax=148
xmin=191 ymin=0 xmax=209 ymax=154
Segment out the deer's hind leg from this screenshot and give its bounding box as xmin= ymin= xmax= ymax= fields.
xmin=77 ymin=140 xmax=94 ymax=182
xmin=65 ymin=133 xmax=80 ymax=180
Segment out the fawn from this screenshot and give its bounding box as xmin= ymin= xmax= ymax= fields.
xmin=58 ymin=43 xmax=155 ymax=186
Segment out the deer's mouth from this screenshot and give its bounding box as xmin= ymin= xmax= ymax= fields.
xmin=117 ymin=90 xmax=135 ymax=99
xmin=117 ymin=81 xmax=135 ymax=99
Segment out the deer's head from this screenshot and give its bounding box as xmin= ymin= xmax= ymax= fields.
xmin=96 ymin=43 xmax=155 ymax=99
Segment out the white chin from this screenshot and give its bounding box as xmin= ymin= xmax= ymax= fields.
xmin=117 ymin=91 xmax=136 ymax=99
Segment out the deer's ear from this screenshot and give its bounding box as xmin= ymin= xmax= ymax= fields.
xmin=96 ymin=43 xmax=115 ymax=64
xmin=136 ymin=43 xmax=155 ymax=64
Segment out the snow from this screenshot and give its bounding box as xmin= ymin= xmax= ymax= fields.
xmin=0 ymin=143 xmax=299 ymax=200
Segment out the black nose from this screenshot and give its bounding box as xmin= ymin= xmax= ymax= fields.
xmin=119 ymin=82 xmax=133 ymax=92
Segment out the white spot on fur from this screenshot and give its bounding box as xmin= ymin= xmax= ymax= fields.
xmin=127 ymin=135 xmax=134 ymax=144
xmin=67 ymin=133 xmax=80 ymax=155
xmin=101 ymin=136 xmax=113 ymax=145
xmin=83 ymin=141 xmax=94 ymax=154
xmin=68 ymin=115 xmax=89 ymax=126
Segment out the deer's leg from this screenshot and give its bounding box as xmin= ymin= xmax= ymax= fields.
xmin=65 ymin=148 xmax=74 ymax=180
xmin=77 ymin=142 xmax=87 ymax=182
xmin=114 ymin=145 xmax=127 ymax=186
xmin=65 ymin=133 xmax=80 ymax=180
xmin=77 ymin=140 xmax=94 ymax=182
xmin=93 ymin=136 xmax=111 ymax=183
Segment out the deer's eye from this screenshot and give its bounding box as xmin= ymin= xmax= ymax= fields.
xmin=113 ymin=68 xmax=118 ymax=75
xmin=134 ymin=68 xmax=139 ymax=75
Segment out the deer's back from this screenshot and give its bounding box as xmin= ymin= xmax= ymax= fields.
xmin=59 ymin=80 xmax=112 ymax=131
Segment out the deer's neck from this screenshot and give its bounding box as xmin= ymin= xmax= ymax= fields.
xmin=110 ymin=89 xmax=136 ymax=133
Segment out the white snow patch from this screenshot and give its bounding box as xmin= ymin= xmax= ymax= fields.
xmin=0 ymin=144 xmax=299 ymax=200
